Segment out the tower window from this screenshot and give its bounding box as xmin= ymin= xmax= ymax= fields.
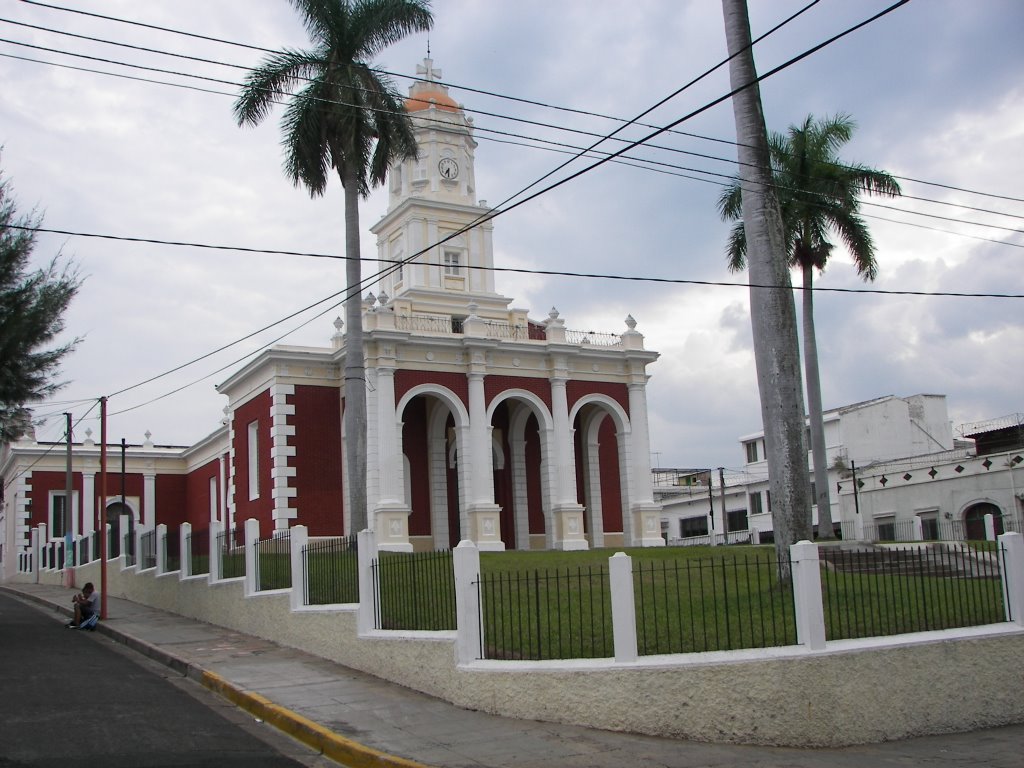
xmin=443 ymin=251 xmax=461 ymax=276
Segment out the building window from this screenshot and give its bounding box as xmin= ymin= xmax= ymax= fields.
xmin=744 ymin=440 xmax=758 ymax=463
xmin=766 ymin=490 xmax=772 ymax=512
xmin=749 ymin=492 xmax=763 ymax=516
xmin=209 ymin=476 xmax=218 ymax=520
xmin=50 ymin=493 xmax=70 ymax=539
xmin=810 ymin=481 xmax=817 ymax=507
xmin=920 ymin=514 xmax=939 ymax=541
xmin=443 ymin=250 xmax=461 ymax=276
xmin=679 ymin=516 xmax=709 ymax=538
xmin=876 ymin=516 xmax=896 ymax=541
xmin=247 ymin=421 xmax=260 ymax=501
xmin=727 ymin=509 xmax=748 ymax=533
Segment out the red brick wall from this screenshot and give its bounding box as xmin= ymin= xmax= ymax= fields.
xmin=156 ymin=474 xmax=187 ymax=530
xmin=598 ymin=416 xmax=624 ymax=533
xmin=185 ymin=457 xmax=221 ymax=530
xmin=395 ymin=370 xmax=469 ymax=410
xmin=28 ymin=471 xmax=82 ymax=535
xmin=291 ymin=385 xmax=344 ymax=535
xmin=231 ymin=390 xmax=273 ymax=532
xmin=566 ymin=380 xmax=630 ymax=416
xmin=401 ymin=396 xmax=432 ymax=536
xmin=485 ymin=375 xmax=552 ymax=410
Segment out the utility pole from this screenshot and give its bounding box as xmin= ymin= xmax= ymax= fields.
xmin=63 ymin=412 xmax=73 ymax=569
xmin=719 ymin=467 xmax=728 ymax=543
xmin=707 ymin=472 xmax=716 ymax=545
xmin=99 ymin=397 xmax=108 ymax=619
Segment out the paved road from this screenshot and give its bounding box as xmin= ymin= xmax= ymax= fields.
xmin=0 ymin=592 xmax=333 ymax=768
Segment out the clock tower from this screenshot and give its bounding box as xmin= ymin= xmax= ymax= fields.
xmin=371 ymin=58 xmax=513 ymax=320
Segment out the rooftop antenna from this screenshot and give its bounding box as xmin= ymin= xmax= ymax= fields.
xmin=426 ymin=33 xmax=431 ymax=60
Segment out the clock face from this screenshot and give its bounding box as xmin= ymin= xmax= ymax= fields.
xmin=438 ymin=157 xmax=459 ymax=180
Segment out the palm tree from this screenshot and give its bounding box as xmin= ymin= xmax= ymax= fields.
xmin=721 ymin=0 xmax=813 ymax=570
xmin=234 ymin=0 xmax=433 ymax=534
xmin=718 ymin=113 xmax=901 ymax=540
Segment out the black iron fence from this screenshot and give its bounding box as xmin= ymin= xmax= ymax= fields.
xmin=140 ymin=530 xmax=157 ymax=570
xmin=218 ymin=527 xmax=244 ymax=579
xmin=302 ymin=535 xmax=359 ymax=605
xmin=124 ymin=529 xmax=136 ymax=567
xmin=373 ymin=549 xmax=455 ymax=631
xmin=187 ymin=527 xmax=210 ymax=576
xmin=634 ymin=552 xmax=797 ymax=654
xmin=255 ymin=532 xmax=292 ymax=591
xmin=820 ymin=544 xmax=1005 ymax=640
xmin=478 ymin=565 xmax=612 ymax=660
xmin=163 ymin=528 xmax=181 ymax=572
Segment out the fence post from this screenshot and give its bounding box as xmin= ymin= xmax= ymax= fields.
xmin=290 ymin=525 xmax=308 ymax=611
xmin=985 ymin=513 xmax=997 ymax=542
xmin=179 ymin=523 xmax=191 ymax=579
xmin=356 ymin=529 xmax=377 ymax=635
xmin=31 ymin=526 xmax=40 ymax=583
xmin=913 ymin=516 xmax=924 ymax=541
xmin=790 ymin=540 xmax=827 ymax=651
xmin=999 ymin=532 xmax=1024 ymax=626
xmin=134 ymin=520 xmax=145 ymax=570
xmin=453 ymin=539 xmax=482 ymax=665
xmin=208 ymin=519 xmax=223 ymax=583
xmin=244 ymin=518 xmax=260 ymax=596
xmin=609 ymin=552 xmax=638 ymax=663
xmin=156 ymin=524 xmax=168 ymax=573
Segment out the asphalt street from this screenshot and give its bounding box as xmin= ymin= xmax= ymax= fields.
xmin=0 ymin=591 xmax=334 ymax=768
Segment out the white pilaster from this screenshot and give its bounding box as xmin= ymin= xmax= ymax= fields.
xmin=626 ymin=380 xmax=663 ymax=547
xmin=550 ymin=373 xmax=587 ymax=551
xmin=143 ymin=473 xmax=155 ymax=526
xmin=467 ymin=368 xmax=503 ymax=550
xmin=82 ymin=471 xmax=95 ymax=536
xmin=270 ymin=383 xmax=297 ymax=531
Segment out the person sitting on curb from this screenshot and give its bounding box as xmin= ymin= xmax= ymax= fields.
xmin=67 ymin=582 xmax=99 ymax=630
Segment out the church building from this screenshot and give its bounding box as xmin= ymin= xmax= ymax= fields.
xmin=0 ymin=60 xmax=663 ymax=575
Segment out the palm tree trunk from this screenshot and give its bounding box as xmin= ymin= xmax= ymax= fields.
xmin=721 ymin=0 xmax=813 ymax=570
xmin=341 ymin=163 xmax=368 ymax=534
xmin=802 ymin=263 xmax=835 ymax=539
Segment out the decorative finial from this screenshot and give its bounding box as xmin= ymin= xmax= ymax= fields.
xmin=378 ymin=290 xmax=389 ymax=307
xmin=144 ymin=430 xmax=153 ymax=448
xmin=416 ymin=57 xmax=442 ymax=83
xmin=548 ymin=307 xmax=559 ymax=321
xmin=625 ymin=314 xmax=637 ymax=330
xmin=333 ymin=316 xmax=344 ymax=332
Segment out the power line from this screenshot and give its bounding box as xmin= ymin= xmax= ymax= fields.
xmin=12 ymin=223 xmax=1023 ymax=298
xmin=14 ymin=0 xmax=1024 ymax=208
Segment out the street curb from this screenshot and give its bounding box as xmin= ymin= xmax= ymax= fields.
xmin=2 ymin=586 xmax=432 ymax=768
xmin=199 ymin=670 xmax=432 ymax=768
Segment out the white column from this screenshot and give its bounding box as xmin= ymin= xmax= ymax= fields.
xmin=270 ymin=383 xmax=297 ymax=532
xmin=453 ymin=539 xmax=482 ymax=665
xmin=373 ymin=363 xmax=412 ymax=552
xmin=584 ymin=421 xmax=606 ymax=549
xmin=356 ymin=528 xmax=377 ymax=635
xmin=429 ymin=434 xmax=449 ymax=549
xmin=510 ymin=435 xmax=530 ymax=550
xmin=179 ymin=522 xmax=191 ymax=578
xmin=609 ymin=552 xmax=638 ymax=662
xmin=289 ymin=525 xmax=308 ymax=611
xmin=790 ymin=540 xmax=826 ymax=650
xmin=143 ymin=473 xmax=155 ymax=526
xmin=549 ymin=374 xmax=587 ymax=550
xmin=244 ymin=518 xmax=260 ymax=597
xmin=156 ymin=523 xmax=167 ymax=573
xmin=999 ymin=532 xmax=1024 ymax=626
xmin=466 ymin=368 xmax=503 ymax=550
xmin=626 ymin=380 xmax=664 ymax=547
xmin=82 ymin=471 xmax=95 ymax=536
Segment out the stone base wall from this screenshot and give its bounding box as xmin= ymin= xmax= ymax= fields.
xmin=45 ymin=559 xmax=1024 ymax=748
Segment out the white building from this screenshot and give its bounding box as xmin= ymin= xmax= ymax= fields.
xmin=660 ymin=395 xmax=1023 ymax=544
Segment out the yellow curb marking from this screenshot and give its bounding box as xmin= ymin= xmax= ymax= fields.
xmin=199 ymin=670 xmax=433 ymax=768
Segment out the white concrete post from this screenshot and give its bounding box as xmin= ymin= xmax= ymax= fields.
xmin=609 ymin=552 xmax=638 ymax=662
xmin=998 ymin=532 xmax=1024 ymax=626
xmin=119 ymin=514 xmax=131 ymax=569
xmin=453 ymin=539 xmax=483 ymax=665
xmin=750 ymin=528 xmax=761 ymax=545
xmin=31 ymin=526 xmax=40 ymax=582
xmin=179 ymin=523 xmax=191 ymax=578
xmin=985 ymin=513 xmax=996 ymax=542
xmin=913 ymin=516 xmax=924 ymax=541
xmin=156 ymin=523 xmax=167 ymax=573
xmin=208 ymin=519 xmax=223 ymax=583
xmin=133 ymin=517 xmax=144 ymax=570
xmin=790 ymin=540 xmax=827 ymax=651
xmin=244 ymin=518 xmax=260 ymax=596
xmin=290 ymin=525 xmax=308 ymax=611
xmin=356 ymin=529 xmax=377 ymax=635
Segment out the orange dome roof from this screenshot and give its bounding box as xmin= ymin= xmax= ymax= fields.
xmin=405 ymin=88 xmax=460 ymax=113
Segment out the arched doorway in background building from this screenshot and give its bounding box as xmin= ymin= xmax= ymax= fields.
xmin=963 ymin=501 xmax=1003 ymax=541
xmin=105 ymin=501 xmax=134 ymax=557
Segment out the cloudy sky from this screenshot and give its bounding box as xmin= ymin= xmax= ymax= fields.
xmin=3 ymin=0 xmax=1022 ymax=471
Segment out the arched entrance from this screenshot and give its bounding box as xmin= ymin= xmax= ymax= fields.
xmin=105 ymin=501 xmax=134 ymax=557
xmin=963 ymin=502 xmax=1003 ymax=541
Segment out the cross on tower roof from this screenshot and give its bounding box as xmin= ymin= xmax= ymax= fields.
xmin=416 ymin=57 xmax=442 ymax=83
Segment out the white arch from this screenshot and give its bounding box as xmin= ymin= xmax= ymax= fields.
xmin=569 ymin=393 xmax=630 ymax=434
xmin=486 ymin=388 xmax=554 ymax=431
xmin=957 ymin=498 xmax=1004 ymax=520
xmin=396 ymin=383 xmax=470 ymax=428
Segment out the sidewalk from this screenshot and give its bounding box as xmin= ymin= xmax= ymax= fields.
xmin=4 ymin=582 xmax=1022 ymax=768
